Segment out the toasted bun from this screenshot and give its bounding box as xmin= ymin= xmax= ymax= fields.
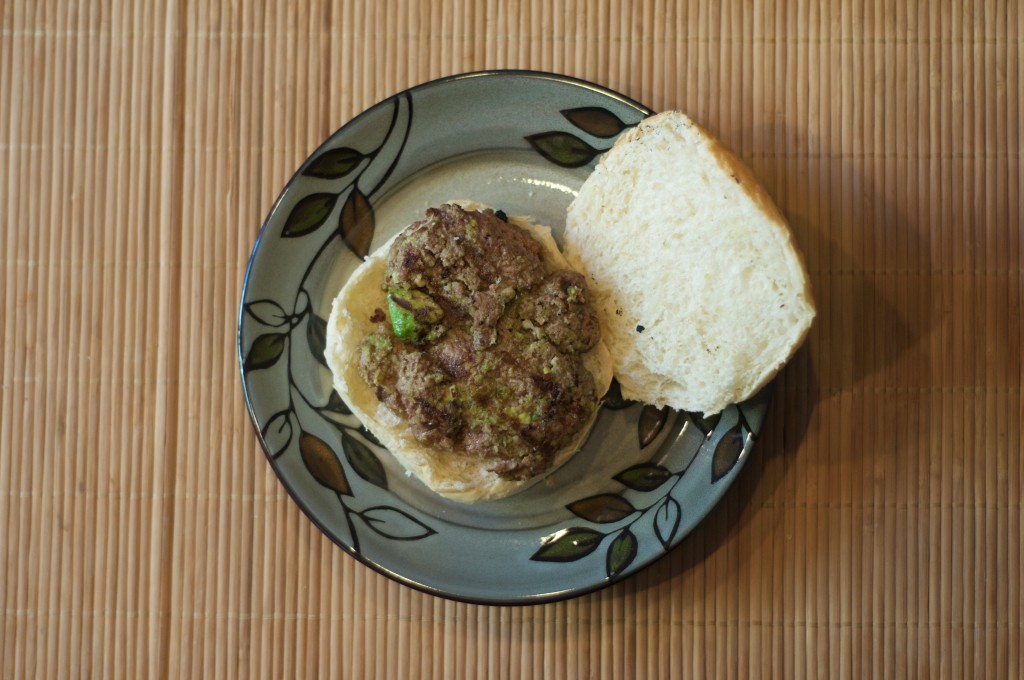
xmin=563 ymin=111 xmax=815 ymax=415
xmin=325 ymin=202 xmax=613 ymax=503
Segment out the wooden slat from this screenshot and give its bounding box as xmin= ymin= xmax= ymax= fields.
xmin=1 ymin=0 xmax=1021 ymax=677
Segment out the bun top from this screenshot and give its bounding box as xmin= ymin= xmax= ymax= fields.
xmin=563 ymin=111 xmax=815 ymax=415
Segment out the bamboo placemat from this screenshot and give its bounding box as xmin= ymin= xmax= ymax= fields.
xmin=1 ymin=0 xmax=1020 ymax=677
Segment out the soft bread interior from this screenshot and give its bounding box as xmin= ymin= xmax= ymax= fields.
xmin=325 ymin=204 xmax=613 ymax=503
xmin=563 ymin=111 xmax=815 ymax=415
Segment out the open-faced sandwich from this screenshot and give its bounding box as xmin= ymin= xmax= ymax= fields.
xmin=326 ymin=111 xmax=815 ymax=503
xmin=325 ymin=201 xmax=614 ymax=502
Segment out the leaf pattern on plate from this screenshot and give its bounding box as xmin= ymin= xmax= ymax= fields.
xmin=653 ymin=497 xmax=681 ymax=550
xmin=531 ymin=527 xmax=605 ymax=562
xmin=281 ymin=193 xmax=338 ymax=238
xmin=601 ymin=378 xmax=635 ymax=410
xmin=606 ymin=528 xmax=638 ymax=578
xmin=711 ymin=423 xmax=744 ymax=483
xmin=561 ymin=106 xmax=628 ymax=138
xmin=339 ymin=187 xmax=375 ymax=259
xmin=524 ymin=131 xmax=601 ymax=168
xmin=243 ymin=92 xmax=436 ymax=555
xmin=300 ymin=432 xmax=352 ymax=496
xmin=567 ymin=494 xmax=636 ymax=523
xmin=613 ymin=463 xmax=673 ymax=492
xmin=358 ymin=506 xmax=436 ymax=540
xmin=307 ymin=313 xmax=328 ymax=367
xmin=244 ymin=333 xmax=287 ymax=371
xmin=245 ymin=299 xmax=290 ymax=327
xmin=341 ymin=429 xmax=388 ymax=490
xmin=691 ymin=411 xmax=721 ymax=437
xmin=638 ymin=404 xmax=670 ymax=448
xmin=303 ymin=147 xmax=365 ymax=179
xmin=261 ymin=410 xmax=293 ymax=459
xmin=323 ymin=389 xmax=351 ymax=415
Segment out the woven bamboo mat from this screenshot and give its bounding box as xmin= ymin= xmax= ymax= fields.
xmin=2 ymin=0 xmax=1021 ymax=677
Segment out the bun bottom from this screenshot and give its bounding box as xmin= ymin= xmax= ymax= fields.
xmin=325 ymin=205 xmax=613 ymax=503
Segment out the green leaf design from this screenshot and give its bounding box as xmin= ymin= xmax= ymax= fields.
xmin=531 ymin=527 xmax=605 ymax=562
xmin=524 ymin=131 xmax=601 ymax=168
xmin=244 ymin=333 xmax=287 ymax=371
xmin=653 ymin=497 xmax=681 ymax=550
xmin=606 ymin=528 xmax=638 ymax=578
xmin=613 ymin=463 xmax=673 ymax=492
xmin=300 ymin=432 xmax=352 ymax=495
xmin=711 ymin=424 xmax=744 ymax=483
xmin=567 ymin=494 xmax=636 ymax=523
xmin=303 ymin=147 xmax=364 ymax=179
xmin=282 ymin=193 xmax=338 ymax=238
xmin=638 ymin=404 xmax=670 ymax=448
xmin=323 ymin=390 xmax=351 ymax=415
xmin=245 ymin=300 xmax=290 ymax=327
xmin=359 ymin=506 xmax=436 ymax=540
xmin=339 ymin=187 xmax=375 ymax=258
xmin=307 ymin=313 xmax=328 ymax=367
xmin=342 ymin=430 xmax=388 ymax=489
xmin=561 ymin=107 xmax=627 ymax=138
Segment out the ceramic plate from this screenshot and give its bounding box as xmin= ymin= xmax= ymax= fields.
xmin=238 ymin=71 xmax=772 ymax=604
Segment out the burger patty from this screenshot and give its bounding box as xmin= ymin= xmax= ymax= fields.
xmin=357 ymin=203 xmax=601 ymax=481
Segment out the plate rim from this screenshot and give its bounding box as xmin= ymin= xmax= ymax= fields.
xmin=237 ymin=70 xmax=764 ymax=606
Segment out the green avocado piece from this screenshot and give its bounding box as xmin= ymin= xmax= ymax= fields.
xmin=387 ymin=287 xmax=443 ymax=342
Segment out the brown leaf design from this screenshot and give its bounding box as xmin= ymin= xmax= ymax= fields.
xmin=638 ymin=404 xmax=670 ymax=448
xmin=561 ymin=107 xmax=627 ymax=138
xmin=300 ymin=433 xmax=351 ymax=495
xmin=567 ymin=494 xmax=636 ymax=523
xmin=524 ymin=131 xmax=600 ymax=168
xmin=339 ymin=187 xmax=374 ymax=258
xmin=711 ymin=424 xmax=744 ymax=483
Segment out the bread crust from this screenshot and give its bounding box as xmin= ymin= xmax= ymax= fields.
xmin=564 ymin=111 xmax=815 ymax=415
xmin=325 ymin=204 xmax=614 ymax=503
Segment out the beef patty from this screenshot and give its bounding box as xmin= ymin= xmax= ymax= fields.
xmin=358 ymin=203 xmax=602 ymax=481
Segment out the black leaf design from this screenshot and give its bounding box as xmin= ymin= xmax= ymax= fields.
xmin=303 ymin=147 xmax=365 ymax=179
xmin=339 ymin=187 xmax=375 ymax=259
xmin=281 ymin=193 xmax=338 ymax=238
xmin=341 ymin=430 xmax=388 ymax=489
xmin=358 ymin=425 xmax=382 ymax=447
xmin=691 ymin=411 xmax=721 ymax=437
xmin=606 ymin=528 xmax=638 ymax=578
xmin=566 ymin=494 xmax=636 ymax=523
xmin=524 ymin=131 xmax=601 ymax=168
xmin=359 ymin=506 xmax=436 ymax=540
xmin=323 ymin=390 xmax=351 ymax=415
xmin=638 ymin=404 xmax=670 ymax=448
xmin=711 ymin=424 xmax=745 ymax=483
xmin=244 ymin=333 xmax=287 ymax=371
xmin=613 ymin=463 xmax=673 ymax=492
xmin=653 ymin=497 xmax=681 ymax=550
xmin=261 ymin=410 xmax=293 ymax=458
xmin=300 ymin=432 xmax=351 ymax=495
xmin=245 ymin=300 xmax=290 ymax=327
xmin=531 ymin=527 xmax=605 ymax=563
xmin=561 ymin=107 xmax=627 ymax=138
xmin=307 ymin=313 xmax=328 ymax=367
